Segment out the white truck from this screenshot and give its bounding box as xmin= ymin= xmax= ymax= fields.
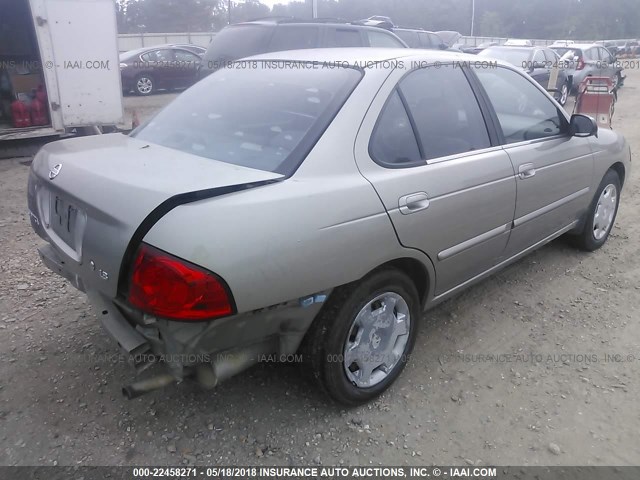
xmin=0 ymin=0 xmax=124 ymax=141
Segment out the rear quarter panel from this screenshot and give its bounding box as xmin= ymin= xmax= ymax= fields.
xmin=143 ymin=66 xmax=434 ymax=312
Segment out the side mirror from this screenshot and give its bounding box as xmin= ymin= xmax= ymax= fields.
xmin=438 ymin=43 xmax=448 ymax=50
xmin=532 ymin=61 xmax=545 ymax=69
xmin=570 ymin=114 xmax=598 ymax=138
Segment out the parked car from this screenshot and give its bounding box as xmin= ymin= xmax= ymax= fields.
xmin=462 ymin=41 xmax=499 ymax=55
xmin=197 ymin=18 xmax=407 ymax=79
xmin=435 ymin=31 xmax=464 ymax=51
xmin=550 ymin=40 xmax=575 ymax=48
xmin=119 ymin=44 xmax=203 ymax=95
xmin=28 ymin=48 xmax=630 ymax=405
xmin=479 ymin=46 xmax=571 ymax=105
xmin=550 ymin=43 xmax=624 ymax=92
xmin=351 ymin=17 xmax=448 ymax=51
xmin=504 ymin=39 xmax=533 ymax=46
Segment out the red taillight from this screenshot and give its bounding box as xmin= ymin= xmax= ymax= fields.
xmin=577 ymin=57 xmax=585 ymax=70
xmin=127 ymin=244 xmax=233 ymax=321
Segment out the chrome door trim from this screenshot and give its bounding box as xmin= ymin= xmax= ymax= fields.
xmin=513 ymin=187 xmax=590 ymax=228
xmin=432 ymin=220 xmax=579 ymax=303
xmin=438 ymin=223 xmax=511 ymax=261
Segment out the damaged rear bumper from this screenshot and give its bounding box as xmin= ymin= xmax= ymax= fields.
xmin=38 ymin=242 xmax=328 ymax=398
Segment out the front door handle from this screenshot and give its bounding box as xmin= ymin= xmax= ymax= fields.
xmin=518 ymin=163 xmax=536 ymax=180
xmin=399 ymin=192 xmax=430 ymax=215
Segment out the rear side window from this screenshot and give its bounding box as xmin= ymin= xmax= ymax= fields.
xmin=132 ymin=64 xmax=362 ymax=175
xmin=370 ymin=91 xmax=422 ymax=166
xmin=474 ymin=66 xmax=566 ymax=144
xmin=269 ymin=26 xmax=320 ymax=51
xmin=327 ymin=28 xmax=363 ymax=47
xmin=366 ymin=30 xmax=405 ymax=48
xmin=399 ymin=66 xmax=491 ymax=160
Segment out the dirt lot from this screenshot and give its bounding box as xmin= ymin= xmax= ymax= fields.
xmin=1 ymin=70 xmax=639 ymax=468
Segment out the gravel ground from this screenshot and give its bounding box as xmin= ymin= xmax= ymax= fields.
xmin=1 ymin=70 xmax=639 ymax=468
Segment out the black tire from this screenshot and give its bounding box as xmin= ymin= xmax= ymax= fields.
xmin=571 ymin=169 xmax=621 ymax=251
xmin=612 ymin=71 xmax=622 ymax=90
xmin=300 ymin=268 xmax=420 ymax=406
xmin=134 ymin=74 xmax=154 ymax=96
xmin=556 ymin=82 xmax=569 ymax=106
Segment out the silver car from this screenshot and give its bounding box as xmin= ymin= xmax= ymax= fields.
xmin=28 ymin=48 xmax=631 ymax=405
xmin=551 ymin=43 xmax=624 ymax=92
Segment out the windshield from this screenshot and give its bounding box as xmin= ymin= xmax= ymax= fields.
xmin=202 ymin=25 xmax=271 ymax=70
xmin=132 ymin=62 xmax=362 ymax=175
xmin=479 ymin=48 xmax=531 ymax=67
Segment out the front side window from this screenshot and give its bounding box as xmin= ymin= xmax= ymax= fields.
xmin=141 ymin=49 xmax=173 ymax=62
xmin=395 ymin=30 xmax=420 ymax=48
xmin=366 ymin=31 xmax=405 ymax=48
xmin=474 ymin=66 xmax=566 ymax=144
xmin=399 ymin=66 xmax=491 ymax=160
xmin=417 ymin=32 xmax=432 ymax=48
xmin=132 ymin=64 xmax=362 ymax=175
xmin=174 ymin=50 xmax=200 ymax=63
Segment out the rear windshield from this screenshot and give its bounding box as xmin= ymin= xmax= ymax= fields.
xmin=202 ymin=25 xmax=271 ymax=70
xmin=552 ymin=47 xmax=573 ymax=57
xmin=560 ymin=49 xmax=582 ymax=60
xmin=132 ymin=63 xmax=362 ymax=175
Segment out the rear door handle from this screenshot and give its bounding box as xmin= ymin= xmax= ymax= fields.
xmin=399 ymin=192 xmax=430 ymax=215
xmin=518 ymin=163 xmax=536 ymax=180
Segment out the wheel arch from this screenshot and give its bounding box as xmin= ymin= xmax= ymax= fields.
xmin=610 ymin=161 xmax=626 ymax=187
xmin=369 ymin=256 xmax=434 ymax=309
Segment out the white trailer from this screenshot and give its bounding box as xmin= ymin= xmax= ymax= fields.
xmin=0 ymin=0 xmax=124 ymax=141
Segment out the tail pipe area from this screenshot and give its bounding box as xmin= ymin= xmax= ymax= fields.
xmin=121 ymin=339 xmax=276 ymax=400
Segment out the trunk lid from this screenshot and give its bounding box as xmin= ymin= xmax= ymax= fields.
xmin=28 ymin=133 xmax=283 ymax=298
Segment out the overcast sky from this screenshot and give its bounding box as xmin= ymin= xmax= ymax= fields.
xmin=259 ymin=0 xmax=294 ymax=9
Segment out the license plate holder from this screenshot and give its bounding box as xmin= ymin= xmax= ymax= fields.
xmin=50 ymin=194 xmax=79 ymax=250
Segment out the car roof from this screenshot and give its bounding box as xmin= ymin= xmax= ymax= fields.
xmin=484 ymin=45 xmax=543 ymax=50
xmin=560 ymin=43 xmax=600 ymax=49
xmin=232 ymin=18 xmax=392 ymax=31
xmin=243 ymin=47 xmax=495 ymax=67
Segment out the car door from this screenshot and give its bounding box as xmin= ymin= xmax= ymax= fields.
xmin=529 ymin=49 xmax=550 ymax=87
xmin=472 ymin=65 xmax=594 ymax=257
xmin=141 ymin=49 xmax=176 ymax=90
xmin=583 ymin=47 xmax=600 ymax=76
xmin=354 ymin=64 xmax=517 ymax=297
xmin=172 ymin=49 xmax=201 ymax=89
xmin=598 ymin=47 xmax=615 ymax=80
